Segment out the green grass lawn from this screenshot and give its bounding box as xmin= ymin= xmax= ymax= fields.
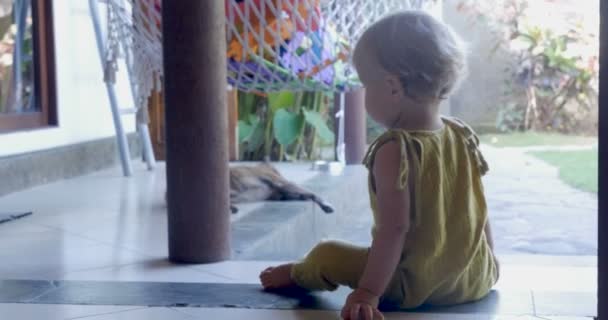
xmin=480 ymin=132 xmax=597 ymax=148
xmin=529 ymin=149 xmax=598 ymax=193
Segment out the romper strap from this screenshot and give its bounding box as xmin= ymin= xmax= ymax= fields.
xmin=443 ymin=117 xmax=489 ymax=176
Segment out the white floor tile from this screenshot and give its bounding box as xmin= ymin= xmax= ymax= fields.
xmin=540 ymin=317 xmax=594 ymax=320
xmin=533 ymin=291 xmax=597 ymax=317
xmin=0 ymin=303 xmax=143 ymax=320
xmin=392 ymin=314 xmax=491 ymax=320
xmin=78 ymin=307 xmax=194 ymax=320
xmin=0 ymin=221 xmax=53 ymax=236
xmin=191 ymin=260 xmax=286 ymax=283
xmin=62 ymin=260 xmax=231 ymax=283
xmin=177 ymin=307 xmax=494 ymax=320
xmin=0 ymin=229 xmax=148 ymax=279
xmin=176 ymin=307 xmax=341 ymax=320
xmin=64 ymin=214 xmax=170 ymax=259
xmin=494 ymin=265 xmax=597 ymax=292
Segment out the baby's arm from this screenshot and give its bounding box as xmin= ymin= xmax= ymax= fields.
xmin=359 ymin=140 xmax=411 ymax=296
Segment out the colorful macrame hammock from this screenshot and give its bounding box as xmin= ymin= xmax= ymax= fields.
xmin=102 ymin=0 xmax=435 ymax=110
xmin=91 ymin=0 xmax=437 ymax=176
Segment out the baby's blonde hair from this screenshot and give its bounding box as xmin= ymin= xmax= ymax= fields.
xmin=356 ymin=10 xmax=467 ymax=100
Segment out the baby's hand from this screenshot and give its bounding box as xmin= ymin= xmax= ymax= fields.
xmin=341 ymin=288 xmax=384 ymax=320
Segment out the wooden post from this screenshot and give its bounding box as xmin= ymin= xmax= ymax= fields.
xmin=333 ymin=93 xmax=340 ymax=161
xmin=227 ymin=89 xmax=239 ymax=161
xmin=598 ymin=0 xmax=607 ymax=317
xmin=163 ymin=1 xmax=231 ymax=263
xmin=148 ymin=90 xmax=165 ymax=160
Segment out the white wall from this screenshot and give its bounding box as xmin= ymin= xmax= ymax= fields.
xmin=0 ymin=0 xmax=135 ymax=157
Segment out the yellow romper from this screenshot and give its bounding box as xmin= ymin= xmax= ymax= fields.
xmin=291 ymin=117 xmax=498 ymax=308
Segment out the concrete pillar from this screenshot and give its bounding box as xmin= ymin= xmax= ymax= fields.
xmin=598 ymin=0 xmax=607 ymax=317
xmin=163 ymin=1 xmax=231 ymax=263
xmin=344 ymin=89 xmax=367 ymax=165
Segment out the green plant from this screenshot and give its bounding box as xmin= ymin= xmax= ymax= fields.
xmin=237 ymin=90 xmax=335 ymax=161
xmin=512 ymin=25 xmax=597 ymax=133
xmin=457 ymin=0 xmax=598 ymax=134
xmin=495 ymin=101 xmax=525 ymax=133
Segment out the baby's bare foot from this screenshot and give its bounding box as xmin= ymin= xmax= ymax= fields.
xmin=259 ymin=263 xmax=296 ymax=290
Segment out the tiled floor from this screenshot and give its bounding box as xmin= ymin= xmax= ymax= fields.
xmin=0 ymin=163 xmax=598 ymax=319
xmin=0 ymin=304 xmax=594 ymax=320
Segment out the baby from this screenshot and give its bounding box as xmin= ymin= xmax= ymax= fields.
xmin=260 ymin=10 xmax=499 ymax=320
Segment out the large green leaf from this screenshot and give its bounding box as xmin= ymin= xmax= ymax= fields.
xmin=245 ymin=115 xmax=264 ymax=152
xmin=273 ymin=109 xmax=304 ymax=146
xmin=238 ymin=120 xmax=253 ymax=143
xmin=248 ymin=114 xmax=261 ymax=125
xmin=303 ymin=109 xmax=335 ymax=143
xmin=238 ymin=115 xmax=261 ymax=143
xmin=238 ymin=92 xmax=258 ymax=121
xmin=268 ymin=91 xmax=296 ymax=111
xmin=247 ymin=123 xmax=265 ymax=152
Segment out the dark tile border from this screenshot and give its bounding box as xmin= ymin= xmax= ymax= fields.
xmin=0 ymin=280 xmax=537 ymax=315
xmin=0 ymin=212 xmax=32 ymax=224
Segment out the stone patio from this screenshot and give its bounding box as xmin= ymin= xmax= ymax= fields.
xmin=240 ymin=144 xmax=598 ymax=259
xmin=482 ymin=145 xmax=597 ymax=256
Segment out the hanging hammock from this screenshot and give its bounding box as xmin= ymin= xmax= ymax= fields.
xmin=101 ymin=0 xmax=436 ymax=110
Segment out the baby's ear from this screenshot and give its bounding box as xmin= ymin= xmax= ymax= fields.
xmin=385 ymin=75 xmax=404 ymax=99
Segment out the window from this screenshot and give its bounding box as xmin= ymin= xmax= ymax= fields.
xmin=0 ymin=0 xmax=56 ymax=133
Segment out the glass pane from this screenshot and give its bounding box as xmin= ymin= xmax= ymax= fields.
xmin=0 ymin=0 xmax=35 ymax=115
